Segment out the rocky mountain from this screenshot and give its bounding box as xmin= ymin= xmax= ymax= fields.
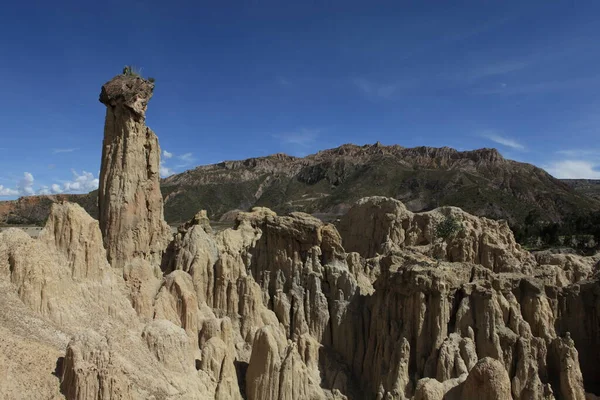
xmin=160 ymin=143 xmax=600 ymax=225
xmin=563 ymin=179 xmax=600 ymax=201
xmin=1 ymin=144 xmax=598 ymax=228
xmin=2 ymin=73 xmax=600 ymax=400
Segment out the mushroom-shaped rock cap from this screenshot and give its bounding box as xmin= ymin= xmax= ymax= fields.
xmin=99 ymin=74 xmax=154 ymax=118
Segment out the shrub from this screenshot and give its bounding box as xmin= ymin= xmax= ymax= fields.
xmin=122 ymin=65 xmax=142 ymax=77
xmin=435 ymin=215 xmax=463 ymax=241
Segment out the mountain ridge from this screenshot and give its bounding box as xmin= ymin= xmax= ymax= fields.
xmin=1 ymin=143 xmax=598 ymax=226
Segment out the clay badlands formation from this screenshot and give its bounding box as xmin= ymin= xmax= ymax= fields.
xmin=1 ymin=74 xmax=600 ymax=400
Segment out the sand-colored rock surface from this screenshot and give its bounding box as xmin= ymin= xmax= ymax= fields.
xmin=338 ymin=196 xmax=536 ymax=273
xmin=98 ymin=74 xmax=170 ymax=269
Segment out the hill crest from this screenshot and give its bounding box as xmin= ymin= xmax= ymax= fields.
xmin=1 ymin=143 xmax=597 ymax=226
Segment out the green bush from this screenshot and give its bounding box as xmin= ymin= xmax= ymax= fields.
xmin=435 ymin=215 xmax=462 ymax=241
xmin=121 ymin=65 xmax=144 ymax=77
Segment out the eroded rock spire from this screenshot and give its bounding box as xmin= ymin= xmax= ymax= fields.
xmin=98 ymin=74 xmax=170 ymax=269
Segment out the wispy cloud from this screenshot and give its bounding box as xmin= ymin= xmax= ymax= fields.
xmin=442 ymin=14 xmax=519 ymax=44
xmin=481 ymin=131 xmax=526 ymax=151
xmin=176 ymin=152 xmax=195 ymax=167
xmin=473 ymin=76 xmax=600 ymax=96
xmin=277 ymin=76 xmax=291 ymax=87
xmin=468 ymin=60 xmax=530 ymax=81
xmin=544 ymin=160 xmax=600 ymax=179
xmin=52 ymin=148 xmax=79 ymax=154
xmin=556 ymin=149 xmax=600 ymax=158
xmin=157 ymin=149 xmax=195 ymax=177
xmin=273 ymin=128 xmax=320 ymax=147
xmin=353 ymin=78 xmax=404 ymax=100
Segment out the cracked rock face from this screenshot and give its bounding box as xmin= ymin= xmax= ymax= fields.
xmin=98 ymin=74 xmax=170 ymax=269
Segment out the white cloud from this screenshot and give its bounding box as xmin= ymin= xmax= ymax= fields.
xmin=273 ymin=129 xmax=319 ymax=147
xmin=0 ymin=185 xmax=18 ymax=196
xmin=18 ymin=172 xmax=35 ymax=195
xmin=62 ymin=170 xmax=99 ymax=192
xmin=52 ymin=148 xmax=79 ymax=154
xmin=544 ymin=160 xmax=600 ymax=179
xmin=39 ymin=183 xmax=65 ymax=195
xmin=160 ymin=149 xmax=178 ymax=177
xmin=160 ymin=164 xmax=175 ymax=178
xmin=157 ymin=150 xmax=194 ymax=177
xmin=481 ymin=131 xmax=525 ymax=151
xmin=51 ymin=183 xmax=63 ymax=194
xmin=0 ymin=170 xmax=100 ymax=197
xmin=0 ymin=172 xmax=36 ymax=197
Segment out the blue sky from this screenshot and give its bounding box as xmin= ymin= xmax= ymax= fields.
xmin=1 ymin=1 xmax=600 ymax=198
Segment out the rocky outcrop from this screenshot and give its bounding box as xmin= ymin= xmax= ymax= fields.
xmin=548 ymin=335 xmax=585 ymax=400
xmin=535 ymin=251 xmax=600 ymax=285
xmin=60 ymin=330 xmax=132 ymax=400
xmin=0 ymin=204 xmax=135 ymax=328
xmin=460 ymin=357 xmax=512 ymax=400
xmin=142 ymin=320 xmax=195 ymax=374
xmin=123 ymin=258 xmax=162 ymax=319
xmin=153 ymin=270 xmax=201 ymax=349
xmin=556 ymin=275 xmax=600 ymax=394
xmin=98 ymin=74 xmax=170 ymax=269
xmin=246 ymin=325 xmax=321 ymax=400
xmin=200 ymin=337 xmax=243 ymax=400
xmin=39 ymin=202 xmax=109 ymax=280
xmin=338 ymin=196 xmax=536 ymax=273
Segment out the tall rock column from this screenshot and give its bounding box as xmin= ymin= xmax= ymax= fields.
xmin=98 ymin=74 xmax=170 ymax=269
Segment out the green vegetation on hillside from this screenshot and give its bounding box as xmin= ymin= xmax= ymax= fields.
xmin=512 ymin=209 xmax=600 ymax=250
